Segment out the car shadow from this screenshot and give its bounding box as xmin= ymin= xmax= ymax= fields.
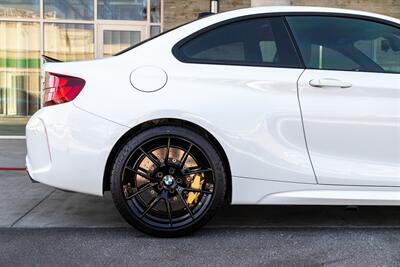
xmin=208 ymin=205 xmax=400 ymax=228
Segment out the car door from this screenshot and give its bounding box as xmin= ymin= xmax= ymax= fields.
xmin=286 ymin=15 xmax=400 ymax=186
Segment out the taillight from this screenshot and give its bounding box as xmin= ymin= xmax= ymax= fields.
xmin=43 ymin=72 xmax=85 ymax=107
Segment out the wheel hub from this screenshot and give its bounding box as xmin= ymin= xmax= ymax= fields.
xmin=162 ymin=174 xmax=175 ymax=187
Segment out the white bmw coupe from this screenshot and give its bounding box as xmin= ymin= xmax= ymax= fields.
xmin=26 ymin=6 xmax=400 ymax=236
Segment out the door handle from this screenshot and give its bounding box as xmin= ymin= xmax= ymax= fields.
xmin=309 ymin=78 xmax=352 ymax=89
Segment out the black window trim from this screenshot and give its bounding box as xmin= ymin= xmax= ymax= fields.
xmin=172 ymin=12 xmax=400 ymax=72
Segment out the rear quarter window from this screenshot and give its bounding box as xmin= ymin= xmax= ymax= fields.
xmin=174 ymin=16 xmax=303 ymax=68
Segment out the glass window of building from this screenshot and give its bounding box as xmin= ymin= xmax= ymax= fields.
xmin=98 ymin=0 xmax=147 ymax=21
xmin=0 ymin=0 xmax=40 ymax=19
xmin=103 ymin=30 xmax=141 ymax=57
xmin=0 ymin=0 xmax=162 ymax=135
xmin=150 ymin=0 xmax=161 ymax=23
xmin=44 ymin=0 xmax=94 ymax=20
xmin=0 ymin=21 xmax=40 ymax=135
xmin=44 ymin=23 xmax=95 ymax=61
xmin=150 ymin=26 xmax=161 ymax=37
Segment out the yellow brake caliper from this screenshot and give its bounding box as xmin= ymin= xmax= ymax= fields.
xmin=186 ymin=174 xmax=204 ymax=207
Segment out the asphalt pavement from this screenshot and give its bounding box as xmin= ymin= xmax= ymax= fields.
xmin=1 ymin=228 xmax=400 ymax=267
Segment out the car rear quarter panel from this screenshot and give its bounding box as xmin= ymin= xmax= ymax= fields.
xmin=67 ymin=26 xmax=316 ymax=185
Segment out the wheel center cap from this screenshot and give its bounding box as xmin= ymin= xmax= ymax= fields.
xmin=163 ymin=175 xmax=175 ymax=186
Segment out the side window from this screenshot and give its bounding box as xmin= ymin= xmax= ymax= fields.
xmin=355 ymin=37 xmax=400 ymax=73
xmin=175 ymin=17 xmax=302 ymax=68
xmin=286 ymin=16 xmax=400 ymax=73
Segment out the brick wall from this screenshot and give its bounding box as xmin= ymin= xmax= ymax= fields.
xmin=163 ymin=0 xmax=251 ymax=30
xmin=291 ymin=0 xmax=400 ymax=19
xmin=163 ymin=0 xmax=209 ymax=30
xmin=163 ymin=0 xmax=399 ymax=31
xmin=220 ymin=0 xmax=252 ymax=11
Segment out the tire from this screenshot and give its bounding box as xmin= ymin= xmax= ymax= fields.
xmin=110 ymin=125 xmax=227 ymax=237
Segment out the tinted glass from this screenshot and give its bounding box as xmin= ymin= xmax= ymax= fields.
xmin=98 ymin=0 xmax=147 ymax=21
xmin=44 ymin=23 xmax=94 ymax=61
xmin=178 ymin=17 xmax=302 ymax=67
xmin=0 ymin=0 xmax=39 ymax=19
xmin=287 ymin=16 xmax=400 ymax=73
xmin=44 ymin=0 xmax=94 ymax=20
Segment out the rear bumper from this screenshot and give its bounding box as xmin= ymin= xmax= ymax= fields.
xmin=26 ymin=169 xmax=38 ymax=183
xmin=26 ymin=103 xmax=129 ymax=196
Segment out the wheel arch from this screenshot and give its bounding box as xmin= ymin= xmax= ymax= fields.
xmin=103 ymin=118 xmax=232 ymax=203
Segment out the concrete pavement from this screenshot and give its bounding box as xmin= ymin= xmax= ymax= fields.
xmin=0 ymin=118 xmax=28 ymax=136
xmin=0 ymin=139 xmax=26 ymax=168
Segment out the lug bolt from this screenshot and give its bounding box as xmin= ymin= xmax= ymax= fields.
xmin=173 ymin=196 xmax=178 ymax=201
xmin=169 ymin=167 xmax=175 ymax=174
xmin=150 ymin=190 xmax=155 ymax=194
xmin=156 ymin=172 xmax=163 ymax=178
xmin=176 ymin=178 xmax=182 ymax=184
xmin=172 ymin=158 xmax=177 ymax=163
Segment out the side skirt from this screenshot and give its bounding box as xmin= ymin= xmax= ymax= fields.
xmin=232 ymin=176 xmax=400 ymax=206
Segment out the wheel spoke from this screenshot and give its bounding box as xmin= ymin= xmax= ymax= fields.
xmin=180 ymin=143 xmax=193 ymax=168
xmin=182 ymin=187 xmax=213 ymax=195
xmin=140 ymin=195 xmax=162 ymax=218
xmin=126 ymin=182 xmax=157 ymax=200
xmin=164 ymin=137 xmax=171 ymax=164
xmin=177 ymin=191 xmax=194 ymax=219
xmin=126 ymin=166 xmax=151 ymax=180
xmin=183 ymin=168 xmax=212 ymax=176
xmin=164 ymin=197 xmax=173 ymax=227
xmin=140 ymin=147 xmax=161 ymax=167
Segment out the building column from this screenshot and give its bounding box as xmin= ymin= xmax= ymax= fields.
xmin=251 ymin=0 xmax=291 ymax=6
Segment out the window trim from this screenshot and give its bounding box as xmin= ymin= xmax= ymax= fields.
xmin=172 ymin=14 xmax=304 ymax=69
xmin=172 ymin=12 xmax=400 ymax=71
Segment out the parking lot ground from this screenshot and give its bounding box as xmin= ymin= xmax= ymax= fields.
xmin=1 ymin=170 xmax=400 ymax=266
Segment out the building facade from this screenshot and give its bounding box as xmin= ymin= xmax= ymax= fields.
xmin=0 ymin=0 xmax=399 ymax=136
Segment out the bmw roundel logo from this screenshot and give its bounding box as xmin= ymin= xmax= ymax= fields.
xmin=163 ymin=175 xmax=175 ymax=186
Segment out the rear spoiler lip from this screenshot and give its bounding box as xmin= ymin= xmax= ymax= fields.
xmin=42 ymin=55 xmax=63 ymax=63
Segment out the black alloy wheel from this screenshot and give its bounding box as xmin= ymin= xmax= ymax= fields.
xmin=110 ymin=125 xmax=227 ymax=237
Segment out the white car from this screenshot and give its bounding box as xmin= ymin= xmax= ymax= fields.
xmin=26 ymin=6 xmax=400 ymax=237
